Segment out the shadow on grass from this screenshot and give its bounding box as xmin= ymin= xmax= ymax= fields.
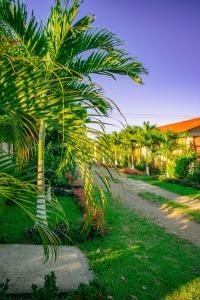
xmin=79 ymin=199 xmax=200 ymax=300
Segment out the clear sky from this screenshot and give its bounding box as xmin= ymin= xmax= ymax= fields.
xmin=24 ymin=0 xmax=200 ymax=130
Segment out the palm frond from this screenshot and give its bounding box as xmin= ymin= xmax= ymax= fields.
xmin=46 ymin=0 xmax=95 ymax=62
xmin=0 ymin=110 xmax=38 ymax=164
xmin=69 ymin=50 xmax=147 ymax=83
xmin=0 ymin=0 xmax=47 ymax=56
xmin=56 ymin=28 xmax=124 ymax=64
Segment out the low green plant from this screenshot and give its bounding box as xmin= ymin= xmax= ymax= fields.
xmin=186 ymin=162 xmax=200 ymax=185
xmin=0 ymin=274 xmax=108 ymax=300
xmin=134 ymin=161 xmax=146 ymax=172
xmin=66 ymin=281 xmax=108 ymax=300
xmin=134 ymin=161 xmax=161 ymax=175
xmin=163 ymin=177 xmax=200 ymax=190
xmin=174 ymin=153 xmax=196 ymax=179
xmin=0 ymin=279 xmax=9 ymax=300
xmin=31 ymin=272 xmax=59 ymax=300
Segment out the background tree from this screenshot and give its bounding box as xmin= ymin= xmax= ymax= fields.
xmin=120 ymin=126 xmax=139 ymax=169
xmin=159 ymin=130 xmax=188 ymax=177
xmin=138 ymin=122 xmax=160 ymax=175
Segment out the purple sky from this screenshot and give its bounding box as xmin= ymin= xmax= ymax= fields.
xmin=25 ymin=0 xmax=200 ymax=130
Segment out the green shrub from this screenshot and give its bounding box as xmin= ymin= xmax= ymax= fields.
xmin=31 ymin=272 xmax=59 ymax=300
xmin=187 ymin=163 xmax=200 ymax=184
xmin=66 ymin=281 xmax=108 ymax=300
xmin=162 ymin=178 xmax=200 ymax=190
xmin=0 ymin=279 xmax=9 ymax=300
xmin=0 ymin=274 xmax=108 ymax=300
xmin=134 ymin=162 xmax=146 ymax=172
xmin=174 ymin=154 xmax=196 ymax=179
xmin=135 ymin=161 xmax=161 ymax=175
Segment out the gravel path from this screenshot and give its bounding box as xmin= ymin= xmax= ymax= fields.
xmin=97 ymin=168 xmax=200 ymax=247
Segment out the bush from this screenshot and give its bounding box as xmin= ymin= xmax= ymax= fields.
xmin=24 ymin=223 xmax=71 ymax=244
xmin=161 ymin=177 xmax=200 ymax=190
xmin=174 ymin=154 xmax=196 ymax=179
xmin=0 ymin=279 xmax=9 ymax=300
xmin=66 ymin=281 xmax=108 ymax=300
xmin=134 ymin=162 xmax=146 ymax=172
xmin=187 ymin=163 xmax=200 ymax=184
xmin=32 ymin=272 xmax=59 ymax=300
xmin=134 ymin=161 xmax=162 ymax=175
xmin=0 ymin=273 xmax=109 ymax=300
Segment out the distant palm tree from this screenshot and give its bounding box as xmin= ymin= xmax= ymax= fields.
xmin=109 ymin=132 xmax=121 ymax=166
xmin=139 ymin=122 xmax=160 ymax=175
xmin=159 ymin=130 xmax=188 ymax=177
xmin=120 ymin=126 xmax=139 ymax=169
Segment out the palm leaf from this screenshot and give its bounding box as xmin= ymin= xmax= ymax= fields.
xmin=0 ymin=0 xmax=47 ymax=56
xmin=69 ymin=51 xmax=147 ymax=83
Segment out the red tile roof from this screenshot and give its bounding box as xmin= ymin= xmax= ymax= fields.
xmin=160 ymin=117 xmax=200 ymax=133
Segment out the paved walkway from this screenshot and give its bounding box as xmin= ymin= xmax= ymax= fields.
xmin=96 ymin=167 xmax=200 ymax=247
xmin=0 ymin=245 xmax=93 ymax=294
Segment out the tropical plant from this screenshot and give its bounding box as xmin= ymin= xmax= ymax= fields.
xmin=138 ymin=122 xmax=161 ymax=175
xmin=109 ymin=132 xmax=121 ymax=166
xmin=159 ymin=130 xmax=189 ymax=177
xmin=174 ymin=152 xmax=197 ymax=179
xmin=120 ymin=126 xmax=140 ymax=168
xmin=0 ymin=0 xmax=147 ymax=234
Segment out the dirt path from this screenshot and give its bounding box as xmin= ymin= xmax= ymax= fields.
xmin=96 ymin=167 xmax=200 ymax=247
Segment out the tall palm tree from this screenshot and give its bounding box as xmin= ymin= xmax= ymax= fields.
xmin=139 ymin=122 xmax=160 ymax=175
xmin=159 ymin=130 xmax=188 ymax=177
xmin=0 ymin=0 xmax=147 ymax=230
xmin=120 ymin=126 xmax=140 ymax=169
xmin=0 ymin=40 xmax=71 ymax=258
xmin=109 ymin=132 xmax=121 ymax=166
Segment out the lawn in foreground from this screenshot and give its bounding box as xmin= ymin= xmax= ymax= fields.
xmin=79 ymin=199 xmax=200 ymax=300
xmin=0 ymin=196 xmax=82 ymax=244
xmin=1 ymin=196 xmax=200 ymax=299
xmin=128 ymin=174 xmax=200 ymax=198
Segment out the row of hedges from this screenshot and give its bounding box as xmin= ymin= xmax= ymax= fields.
xmin=162 ymin=177 xmax=200 ymax=190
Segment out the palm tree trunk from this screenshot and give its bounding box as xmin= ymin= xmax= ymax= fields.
xmin=144 ymin=147 xmax=150 ymax=176
xmin=139 ymin=148 xmax=142 ymax=163
xmin=131 ymin=153 xmax=134 ymax=169
xmin=36 ymin=119 xmax=47 ymax=226
xmin=146 ymin=164 xmax=150 ymax=176
xmin=114 ymin=148 xmax=118 ymax=166
xmin=166 ymin=160 xmax=169 ymax=178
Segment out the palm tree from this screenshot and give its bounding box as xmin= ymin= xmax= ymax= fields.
xmin=0 ymin=38 xmax=77 ymax=258
xmin=159 ymin=130 xmax=188 ymax=177
xmin=139 ymin=122 xmax=160 ymax=175
xmin=109 ymin=132 xmax=121 ymax=166
xmin=0 ymin=0 xmax=147 ymax=231
xmin=120 ymin=126 xmax=140 ymax=169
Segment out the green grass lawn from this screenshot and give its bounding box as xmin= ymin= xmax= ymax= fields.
xmin=1 ymin=195 xmax=200 ymax=299
xmin=128 ymin=174 xmax=200 ymax=198
xmin=0 ymin=196 xmax=82 ymax=244
xmin=138 ymin=191 xmax=200 ymax=223
xmin=79 ymin=199 xmax=200 ymax=300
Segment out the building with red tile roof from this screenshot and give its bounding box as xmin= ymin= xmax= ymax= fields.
xmin=160 ymin=117 xmax=200 ymax=153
